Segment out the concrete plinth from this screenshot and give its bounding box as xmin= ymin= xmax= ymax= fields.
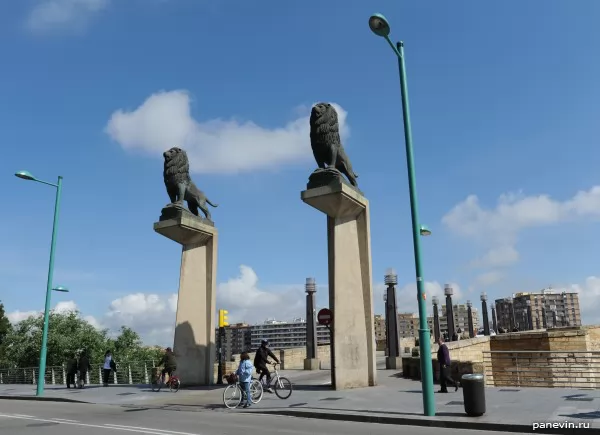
xmin=304 ymin=358 xmax=320 ymax=370
xmin=386 ymin=356 xmax=402 ymax=370
xmin=301 ymin=183 xmax=376 ymax=390
xmin=154 ymin=207 xmax=218 ymax=386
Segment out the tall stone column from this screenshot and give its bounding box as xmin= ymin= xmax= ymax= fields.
xmin=526 ymin=300 xmax=533 ymax=330
xmin=480 ymin=292 xmax=490 ymax=336
xmin=385 ymin=269 xmax=401 ymax=369
xmin=301 ymin=182 xmax=376 ymax=390
xmin=304 ymin=277 xmax=319 ymax=370
xmin=154 ymin=207 xmax=218 ymax=386
xmin=541 ymin=296 xmax=548 ymax=329
xmin=432 ymin=296 xmax=441 ymax=342
xmin=491 ymin=303 xmax=498 ymax=333
xmin=466 ymin=300 xmax=475 ymax=338
xmin=509 ymin=300 xmax=516 ymax=331
xmin=444 ymin=285 xmax=456 ymax=341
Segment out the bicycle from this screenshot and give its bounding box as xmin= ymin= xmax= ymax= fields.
xmin=151 ymin=368 xmax=180 ymax=392
xmin=222 ymin=374 xmax=263 ymax=409
xmin=256 ymin=362 xmax=292 ymax=399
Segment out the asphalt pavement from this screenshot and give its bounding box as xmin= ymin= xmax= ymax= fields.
xmin=0 ymin=399 xmax=531 ymax=435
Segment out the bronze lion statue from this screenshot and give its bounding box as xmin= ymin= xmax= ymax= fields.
xmin=163 ymin=147 xmax=218 ymax=220
xmin=309 ymin=102 xmax=358 ymax=187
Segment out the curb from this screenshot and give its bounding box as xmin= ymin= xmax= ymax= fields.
xmin=251 ymin=409 xmax=599 ymax=435
xmin=0 ymin=395 xmax=88 ymax=404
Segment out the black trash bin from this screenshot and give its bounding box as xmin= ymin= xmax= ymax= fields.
xmin=461 ymin=373 xmax=486 ymax=416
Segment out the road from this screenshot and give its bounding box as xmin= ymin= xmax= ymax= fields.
xmin=0 ymin=399 xmax=530 ymax=435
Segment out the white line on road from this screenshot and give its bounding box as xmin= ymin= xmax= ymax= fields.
xmin=104 ymin=424 xmax=201 ymax=435
xmin=11 ymin=414 xmax=35 ymax=418
xmin=52 ymin=418 xmax=80 ymax=422
xmin=0 ymin=414 xmax=201 ymax=435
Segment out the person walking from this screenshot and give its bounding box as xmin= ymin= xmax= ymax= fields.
xmin=236 ymin=352 xmax=254 ymax=408
xmin=102 ymin=350 xmax=116 ymax=386
xmin=66 ymin=353 xmax=78 ymax=389
xmin=437 ymin=337 xmax=458 ymax=393
xmin=78 ymin=349 xmax=91 ymax=389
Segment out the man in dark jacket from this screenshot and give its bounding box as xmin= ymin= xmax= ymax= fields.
xmin=254 ymin=340 xmax=279 ymax=392
xmin=159 ymin=347 xmax=177 ymax=382
xmin=66 ymin=353 xmax=78 ymax=389
xmin=78 ymin=350 xmax=91 ymax=389
xmin=437 ymin=337 xmax=458 ymax=393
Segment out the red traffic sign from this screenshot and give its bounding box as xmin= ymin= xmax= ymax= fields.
xmin=317 ymin=308 xmax=333 ymax=326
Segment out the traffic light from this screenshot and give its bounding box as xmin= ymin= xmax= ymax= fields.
xmin=219 ymin=309 xmax=229 ymax=328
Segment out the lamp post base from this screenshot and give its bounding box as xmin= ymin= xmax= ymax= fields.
xmin=386 ymin=356 xmax=402 ymax=370
xmin=304 ymin=358 xmax=320 ymax=370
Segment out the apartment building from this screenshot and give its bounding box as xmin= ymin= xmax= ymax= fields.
xmin=439 ymin=304 xmax=480 ymax=336
xmin=496 ymin=289 xmax=582 ymax=331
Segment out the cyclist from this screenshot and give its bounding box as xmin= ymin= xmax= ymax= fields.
xmin=254 ymin=339 xmax=279 ymax=393
xmin=158 ymin=347 xmax=177 ymax=383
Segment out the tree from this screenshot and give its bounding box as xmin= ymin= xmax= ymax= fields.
xmin=107 ymin=326 xmax=162 ymax=363
xmin=0 ymin=302 xmax=11 ymax=345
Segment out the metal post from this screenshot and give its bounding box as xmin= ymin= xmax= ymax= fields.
xmin=466 ymin=300 xmax=474 ymax=338
xmin=432 ymin=296 xmax=440 ymax=342
xmin=305 ymin=278 xmax=317 ymax=360
xmin=481 ymin=292 xmax=490 ymax=336
xmin=385 ymin=269 xmax=399 ymax=358
xmin=392 ymin=40 xmax=435 ymax=416
xmin=552 ymin=309 xmax=557 ymax=328
xmin=491 ymin=304 xmax=498 ymax=333
xmin=216 ymin=326 xmax=224 ymax=384
xmin=526 ymin=300 xmax=533 ymax=330
xmin=444 ymin=285 xmax=455 ymax=341
xmin=509 ymin=299 xmax=516 ymax=331
xmin=541 ymin=297 xmax=547 ymax=329
xmin=36 ymin=176 xmax=63 ymax=397
xmin=383 ymin=292 xmax=389 ymax=356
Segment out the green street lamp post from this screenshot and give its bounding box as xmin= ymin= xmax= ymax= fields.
xmin=368 ymin=13 xmax=436 ymax=416
xmin=15 ymin=170 xmax=66 ymax=397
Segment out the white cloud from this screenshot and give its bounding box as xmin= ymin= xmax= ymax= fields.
xmin=473 ymin=271 xmax=504 ymax=288
xmin=26 ymin=0 xmax=110 ymax=32
xmin=6 ymin=299 xmax=79 ymax=324
xmin=551 ymin=276 xmax=600 ymax=325
xmin=105 ymin=90 xmax=350 ymax=174
xmin=443 ymin=186 xmax=600 ymax=269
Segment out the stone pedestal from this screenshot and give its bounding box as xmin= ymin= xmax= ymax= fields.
xmin=301 ymin=182 xmax=376 ymax=390
xmin=153 ymin=206 xmax=218 ymax=386
xmin=386 ymin=356 xmax=402 ymax=370
xmin=304 ymin=358 xmax=320 ymax=370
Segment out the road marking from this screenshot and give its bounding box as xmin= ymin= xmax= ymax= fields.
xmin=0 ymin=414 xmax=201 ymax=435
xmin=105 ymin=424 xmax=200 ymax=435
xmin=12 ymin=414 xmax=35 ymax=418
xmin=52 ymin=418 xmax=79 ymax=422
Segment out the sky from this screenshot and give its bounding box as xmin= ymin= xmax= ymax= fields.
xmin=1 ymin=0 xmax=600 ymax=346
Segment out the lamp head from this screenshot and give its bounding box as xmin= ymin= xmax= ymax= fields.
xmin=369 ymin=13 xmax=391 ymax=37
xmin=419 ymin=225 xmax=432 ymax=236
xmin=467 ymin=300 xmax=472 ymax=308
xmin=432 ymin=296 xmax=439 ymax=305
xmin=444 ymin=285 xmax=453 ymax=296
xmin=480 ymin=292 xmax=488 ymax=302
xmin=15 ymin=170 xmax=36 ymax=181
xmin=52 ymin=286 xmax=69 ymax=293
xmin=526 ymin=300 xmax=531 ymax=306
xmin=384 ymin=268 xmax=398 ymax=285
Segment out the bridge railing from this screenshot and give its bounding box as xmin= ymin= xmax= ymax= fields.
xmin=483 ymin=350 xmax=600 ymax=388
xmin=0 ymin=361 xmax=158 ymax=385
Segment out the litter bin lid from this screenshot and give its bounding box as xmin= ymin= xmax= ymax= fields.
xmin=461 ymin=373 xmax=484 ymax=381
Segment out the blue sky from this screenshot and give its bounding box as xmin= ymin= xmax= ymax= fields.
xmin=1 ymin=0 xmax=600 ymax=345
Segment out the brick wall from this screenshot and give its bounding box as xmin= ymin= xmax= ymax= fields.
xmin=485 ymin=327 xmax=600 ymax=388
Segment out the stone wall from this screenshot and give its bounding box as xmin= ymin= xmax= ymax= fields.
xmin=485 ymin=327 xmax=600 ymax=388
xmin=212 ymin=344 xmax=330 ymax=382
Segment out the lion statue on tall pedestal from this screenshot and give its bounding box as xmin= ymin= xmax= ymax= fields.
xmin=163 ymin=147 xmax=218 ymax=221
xmin=308 ymin=102 xmax=359 ymax=188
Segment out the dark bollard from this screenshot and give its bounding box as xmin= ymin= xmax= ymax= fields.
xmin=461 ymin=373 xmax=486 ymax=416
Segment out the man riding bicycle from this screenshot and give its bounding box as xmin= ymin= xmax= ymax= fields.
xmin=158 ymin=347 xmax=177 ymax=382
xmin=254 ymin=339 xmax=279 ymax=393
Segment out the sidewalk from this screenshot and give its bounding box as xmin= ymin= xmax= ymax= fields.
xmin=2 ymin=369 xmax=599 ymax=434
xmin=241 ymin=371 xmax=600 ymax=435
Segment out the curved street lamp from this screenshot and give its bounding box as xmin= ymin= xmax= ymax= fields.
xmin=15 ymin=170 xmax=64 ymax=397
xmin=369 ymin=13 xmax=435 ymax=416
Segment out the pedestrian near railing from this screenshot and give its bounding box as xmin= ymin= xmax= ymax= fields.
xmin=0 ymin=361 xmax=160 ymax=386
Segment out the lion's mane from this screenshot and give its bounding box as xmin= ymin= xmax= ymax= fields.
xmin=163 ymin=147 xmax=192 ymax=189
xmin=310 ymin=103 xmax=342 ymax=153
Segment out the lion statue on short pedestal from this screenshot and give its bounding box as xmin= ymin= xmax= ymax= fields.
xmin=163 ymin=147 xmax=218 ymax=221
xmin=309 ymin=102 xmax=359 ymax=188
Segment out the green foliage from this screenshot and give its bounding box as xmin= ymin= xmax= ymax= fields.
xmin=1 ymin=310 xmax=163 ymax=368
xmin=0 ymin=302 xmax=13 ymax=365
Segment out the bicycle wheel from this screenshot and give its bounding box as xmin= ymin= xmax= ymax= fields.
xmin=274 ymin=376 xmax=292 ymax=399
xmin=169 ymin=378 xmax=180 ymax=393
xmin=250 ymin=379 xmax=263 ymax=404
xmin=151 ymin=376 xmax=162 ymax=392
xmin=223 ymin=384 xmax=242 ymax=409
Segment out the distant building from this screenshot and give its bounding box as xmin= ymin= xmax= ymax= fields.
xmin=249 ymin=318 xmax=330 ymax=351
xmin=495 ymin=289 xmax=582 ymax=331
xmin=398 ymin=313 xmax=419 ymax=338
xmin=374 ymin=314 xmax=386 ymax=342
xmin=438 ymin=304 xmax=479 ymax=337
xmin=219 ymin=323 xmax=252 ymax=361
